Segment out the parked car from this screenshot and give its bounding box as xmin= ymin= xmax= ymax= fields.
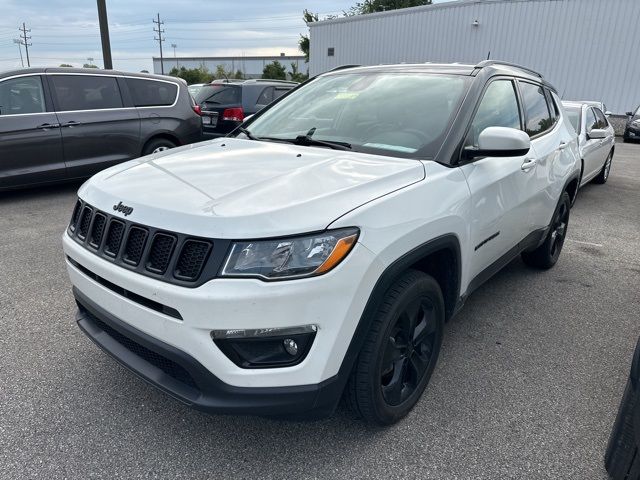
xmin=605 ymin=336 xmax=640 ymax=479
xmin=193 ymin=78 xmax=297 ymax=138
xmin=187 ymin=83 xmax=206 ymax=97
xmin=0 ymin=67 xmax=202 ymax=191
xmin=562 ymin=101 xmax=615 ymax=198
xmin=624 ymin=105 xmax=640 ymax=142
xmin=63 ymin=61 xmax=580 ymax=425
xmin=580 ymin=100 xmax=611 ymax=116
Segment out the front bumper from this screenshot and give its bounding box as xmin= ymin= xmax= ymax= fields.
xmin=624 ymin=125 xmax=640 ymax=139
xmin=74 ymin=287 xmax=343 ymax=416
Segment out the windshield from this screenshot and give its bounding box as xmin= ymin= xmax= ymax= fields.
xmin=194 ymin=85 xmax=241 ymax=105
xmin=564 ymin=107 xmax=581 ymax=133
xmin=245 ymin=72 xmax=471 ymax=159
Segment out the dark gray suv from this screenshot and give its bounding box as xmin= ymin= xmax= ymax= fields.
xmin=194 ymin=79 xmax=298 ymax=138
xmin=0 ymin=67 xmax=202 ymax=191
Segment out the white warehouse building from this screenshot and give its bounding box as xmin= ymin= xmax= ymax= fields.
xmin=309 ymin=0 xmax=640 ymax=114
xmin=153 ymin=55 xmax=306 ymax=79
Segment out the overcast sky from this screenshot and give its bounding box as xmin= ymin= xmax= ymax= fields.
xmin=0 ymin=0 xmax=451 ymax=73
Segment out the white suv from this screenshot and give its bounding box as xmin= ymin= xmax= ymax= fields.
xmin=63 ymin=61 xmax=580 ymax=425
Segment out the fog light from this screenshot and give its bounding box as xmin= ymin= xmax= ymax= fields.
xmin=283 ymin=338 xmax=298 ymax=356
xmin=210 ymin=325 xmax=317 ymax=369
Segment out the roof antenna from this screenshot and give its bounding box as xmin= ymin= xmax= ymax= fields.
xmin=486 ymin=51 xmax=491 ymax=60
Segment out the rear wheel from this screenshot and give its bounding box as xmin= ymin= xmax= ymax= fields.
xmin=521 ymin=192 xmax=570 ymax=269
xmin=142 ymin=138 xmax=177 ymax=156
xmin=593 ymin=151 xmax=613 ymax=184
xmin=346 ymin=270 xmax=444 ymax=425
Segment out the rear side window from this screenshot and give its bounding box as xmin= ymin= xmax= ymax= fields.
xmin=51 ymin=75 xmax=123 ymax=111
xmin=593 ymin=108 xmax=608 ymax=129
xmin=0 ymin=75 xmax=46 ymax=115
xmin=273 ymin=87 xmax=291 ymax=101
xmin=585 ymin=108 xmax=598 ymax=132
xmin=194 ymin=85 xmax=241 ymax=106
xmin=256 ymin=87 xmax=273 ymax=106
xmin=466 ymin=79 xmax=521 ymax=147
xmin=519 ymin=81 xmax=553 ymax=137
xmin=126 ymin=78 xmax=178 ymax=107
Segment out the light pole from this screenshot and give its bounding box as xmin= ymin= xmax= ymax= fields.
xmin=87 ymin=57 xmax=94 ymax=67
xmin=96 ymin=0 xmax=113 ymax=69
xmin=171 ymin=43 xmax=178 ymax=68
xmin=13 ymin=39 xmax=24 ymax=67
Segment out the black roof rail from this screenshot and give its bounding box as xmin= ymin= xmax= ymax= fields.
xmin=328 ymin=64 xmax=361 ymax=72
xmin=474 ymin=60 xmax=543 ymax=79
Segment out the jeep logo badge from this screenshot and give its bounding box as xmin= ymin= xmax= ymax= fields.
xmin=113 ymin=201 xmax=134 ymax=217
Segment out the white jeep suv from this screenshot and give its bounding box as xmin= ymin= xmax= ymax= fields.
xmin=63 ymin=61 xmax=580 ymax=425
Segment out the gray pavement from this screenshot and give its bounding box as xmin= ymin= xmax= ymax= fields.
xmin=1 ymin=143 xmax=639 ymax=479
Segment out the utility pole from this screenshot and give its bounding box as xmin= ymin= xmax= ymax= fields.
xmin=19 ymin=22 xmax=31 ymax=67
xmin=153 ymin=13 xmax=165 ymax=74
xmin=171 ymin=43 xmax=178 ymax=68
xmin=13 ymin=39 xmax=24 ymax=67
xmin=96 ymin=0 xmax=113 ymax=69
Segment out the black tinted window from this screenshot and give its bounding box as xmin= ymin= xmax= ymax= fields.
xmin=256 ymin=87 xmax=273 ymax=106
xmin=194 ymin=85 xmax=240 ymax=105
xmin=51 ymin=75 xmax=122 ymax=111
xmin=466 ymin=80 xmax=521 ymax=147
xmin=273 ymin=87 xmax=291 ymax=100
xmin=126 ymin=78 xmax=177 ymax=107
xmin=0 ymin=75 xmax=46 ymax=115
xmin=519 ymin=81 xmax=553 ymax=137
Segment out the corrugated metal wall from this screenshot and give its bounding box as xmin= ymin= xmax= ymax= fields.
xmin=309 ymin=0 xmax=640 ymax=113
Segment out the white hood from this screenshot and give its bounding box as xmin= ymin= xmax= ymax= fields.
xmin=79 ymin=138 xmax=425 ymax=238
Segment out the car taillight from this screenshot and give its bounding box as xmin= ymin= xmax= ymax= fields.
xmin=222 ymin=107 xmax=244 ymax=122
xmin=192 ymin=105 xmax=202 ymax=116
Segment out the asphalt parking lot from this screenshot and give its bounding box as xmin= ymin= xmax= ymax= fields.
xmin=1 ymin=143 xmax=638 ymax=480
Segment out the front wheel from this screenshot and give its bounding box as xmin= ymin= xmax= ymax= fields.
xmin=142 ymin=138 xmax=177 ymax=156
xmin=593 ymin=151 xmax=613 ymax=184
xmin=521 ymin=192 xmax=571 ymax=269
xmin=345 ymin=270 xmax=444 ymax=425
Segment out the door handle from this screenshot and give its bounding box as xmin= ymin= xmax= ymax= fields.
xmin=37 ymin=123 xmax=60 ymax=130
xmin=61 ymin=121 xmax=81 ymax=128
xmin=521 ymin=158 xmax=537 ymax=171
xmin=558 ymin=142 xmax=568 ymax=150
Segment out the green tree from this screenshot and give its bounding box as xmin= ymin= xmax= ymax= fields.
xmin=59 ymin=63 xmax=73 ymax=67
xmin=299 ymin=9 xmax=318 ymax=63
xmin=169 ymin=65 xmax=213 ymax=84
xmin=233 ymin=69 xmax=245 ymax=79
xmin=140 ymin=69 xmax=149 ymax=73
xmin=289 ymin=62 xmax=308 ymax=82
xmin=262 ymin=60 xmax=287 ymax=80
xmin=345 ymin=0 xmax=431 ymax=15
xmin=83 ymin=63 xmax=98 ymax=69
xmin=214 ymin=64 xmax=234 ymax=80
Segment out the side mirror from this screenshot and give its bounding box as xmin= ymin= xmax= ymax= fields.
xmin=626 ymin=111 xmax=634 ymax=116
xmin=463 ymin=126 xmax=531 ymax=159
xmin=604 ymin=111 xmax=612 ymax=116
xmin=587 ymin=128 xmax=607 ymax=139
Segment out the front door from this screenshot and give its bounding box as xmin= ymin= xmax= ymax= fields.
xmin=48 ymin=73 xmax=140 ymax=179
xmin=0 ymin=74 xmax=65 ymax=189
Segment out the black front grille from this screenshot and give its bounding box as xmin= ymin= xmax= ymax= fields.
xmin=77 ymin=206 xmax=93 ymax=240
xmin=146 ymin=234 xmax=176 ymax=274
xmin=123 ymin=227 xmax=148 ymax=266
xmin=67 ymin=199 xmax=226 ymax=287
xmin=175 ymin=240 xmax=211 ymax=280
xmin=104 ymin=220 xmax=125 ymax=257
xmin=88 ymin=213 xmax=107 ymax=249
xmin=90 ymin=314 xmax=198 ymax=389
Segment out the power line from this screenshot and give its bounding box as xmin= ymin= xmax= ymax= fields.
xmin=152 ymin=13 xmax=165 ymax=74
xmin=19 ymin=22 xmax=31 ymax=67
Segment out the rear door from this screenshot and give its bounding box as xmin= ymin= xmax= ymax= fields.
xmin=460 ymin=78 xmax=532 ymax=278
xmin=49 ymin=73 xmax=140 ymax=179
xmin=581 ymin=107 xmax=603 ymax=181
xmin=0 ymin=74 xmax=65 ymax=189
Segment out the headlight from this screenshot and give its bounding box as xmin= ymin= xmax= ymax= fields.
xmin=221 ymin=227 xmax=359 ymax=280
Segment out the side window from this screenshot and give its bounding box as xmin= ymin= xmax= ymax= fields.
xmin=126 ymin=78 xmax=177 ymax=107
xmin=593 ymin=108 xmax=608 ymax=129
xmin=519 ymin=81 xmax=553 ymax=137
xmin=585 ymin=108 xmax=598 ymax=132
xmin=0 ymin=76 xmax=46 ymax=115
xmin=256 ymin=87 xmax=274 ymax=106
xmin=466 ymin=79 xmax=521 ymax=147
xmin=50 ymin=75 xmax=123 ymax=111
xmin=545 ymin=88 xmax=559 ymax=123
xmin=273 ymin=87 xmax=291 ymax=101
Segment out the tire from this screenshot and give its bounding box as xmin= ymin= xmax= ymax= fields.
xmin=521 ymin=192 xmax=571 ymax=269
xmin=142 ymin=138 xmax=177 ymax=156
xmin=345 ymin=270 xmax=445 ymax=425
xmin=593 ymin=151 xmax=613 ymax=184
xmin=605 ymin=378 xmax=640 ymax=479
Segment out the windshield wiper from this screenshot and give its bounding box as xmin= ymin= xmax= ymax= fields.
xmin=237 ymin=127 xmax=259 ymax=140
xmin=292 ymin=134 xmax=352 ymax=151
